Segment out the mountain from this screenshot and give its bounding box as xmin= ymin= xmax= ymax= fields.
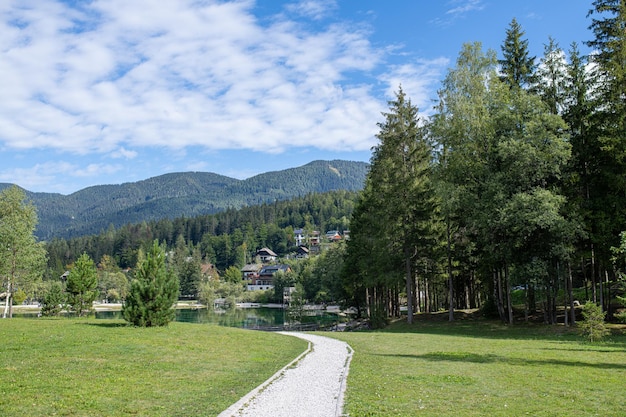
xmin=0 ymin=160 xmax=368 ymax=240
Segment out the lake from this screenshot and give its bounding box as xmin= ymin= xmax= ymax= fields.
xmin=15 ymin=306 xmax=344 ymax=329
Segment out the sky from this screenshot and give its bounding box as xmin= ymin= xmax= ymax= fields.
xmin=0 ymin=0 xmax=594 ymax=194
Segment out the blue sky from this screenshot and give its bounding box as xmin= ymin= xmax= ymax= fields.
xmin=1 ymin=0 xmax=592 ymax=194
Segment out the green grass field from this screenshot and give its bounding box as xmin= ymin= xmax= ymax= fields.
xmin=329 ymin=316 xmax=626 ymax=417
xmin=0 ymin=318 xmax=306 ymax=416
xmin=2 ymin=316 xmax=625 ymax=416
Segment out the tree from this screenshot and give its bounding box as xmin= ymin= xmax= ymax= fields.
xmin=123 ymin=240 xmax=179 ymax=327
xmin=223 ymin=265 xmax=243 ymax=284
xmin=66 ymin=253 xmax=98 ymax=317
xmin=433 ymin=42 xmax=573 ymax=323
xmin=534 ymin=37 xmax=567 ymax=114
xmin=579 ymin=301 xmax=610 ymax=342
xmin=0 ymin=186 xmax=47 ymax=318
xmin=584 ymin=0 xmax=626 ymax=286
xmin=500 ymin=18 xmax=536 ymax=90
xmin=350 ymin=87 xmax=438 ymax=324
xmin=40 ymin=281 xmax=65 ymax=317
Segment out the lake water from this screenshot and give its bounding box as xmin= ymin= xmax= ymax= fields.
xmin=16 ymin=307 xmax=343 ymax=329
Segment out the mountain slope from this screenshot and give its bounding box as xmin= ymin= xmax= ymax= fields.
xmin=1 ymin=160 xmax=368 ymax=240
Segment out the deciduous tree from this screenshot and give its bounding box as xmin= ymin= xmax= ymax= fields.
xmin=0 ymin=186 xmax=47 ymax=318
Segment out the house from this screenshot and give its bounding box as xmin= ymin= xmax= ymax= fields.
xmin=241 ymin=264 xmax=262 ymax=283
xmin=309 ymin=231 xmax=320 ymax=244
xmin=295 ymin=246 xmax=309 ymax=259
xmin=326 ymin=230 xmax=342 ymax=242
xmin=256 ymin=247 xmax=277 ymax=263
xmin=294 ymin=228 xmax=306 ymax=247
xmin=246 ymin=264 xmax=291 ymax=291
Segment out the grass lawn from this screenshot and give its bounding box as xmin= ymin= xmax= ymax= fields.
xmin=0 ymin=318 xmax=307 ymax=416
xmin=328 ymin=315 xmax=626 ymax=417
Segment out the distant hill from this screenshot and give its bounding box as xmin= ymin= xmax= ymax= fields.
xmin=0 ymin=160 xmax=368 ymax=240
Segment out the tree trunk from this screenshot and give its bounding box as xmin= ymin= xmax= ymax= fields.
xmin=495 ymin=269 xmax=505 ymax=323
xmin=447 ymin=221 xmax=455 ymax=322
xmin=2 ymin=279 xmax=12 ymax=319
xmin=568 ymin=263 xmax=576 ymax=325
xmin=591 ymin=244 xmax=597 ymax=303
xmin=405 ymin=254 xmax=414 ymax=324
xmin=505 ymin=265 xmax=513 ymax=324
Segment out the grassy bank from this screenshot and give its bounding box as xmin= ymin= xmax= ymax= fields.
xmin=329 ymin=316 xmax=626 ymax=416
xmin=0 ymin=318 xmax=306 ymax=416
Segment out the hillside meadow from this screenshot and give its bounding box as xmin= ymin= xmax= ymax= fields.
xmin=1 ymin=316 xmax=625 ymax=416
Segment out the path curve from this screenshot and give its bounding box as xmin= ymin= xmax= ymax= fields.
xmin=218 ymin=332 xmax=353 ymax=417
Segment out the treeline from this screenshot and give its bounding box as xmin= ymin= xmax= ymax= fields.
xmin=343 ymin=5 xmax=626 ymax=325
xmin=45 ymin=190 xmax=358 ymax=277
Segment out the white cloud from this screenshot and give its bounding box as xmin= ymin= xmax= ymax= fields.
xmin=379 ymin=57 xmax=449 ymax=114
xmin=431 ymin=0 xmax=485 ymax=27
xmin=0 ymin=0 xmax=437 ymax=159
xmin=446 ymin=0 xmax=484 ymax=16
xmin=110 ymin=147 xmax=138 ymax=159
xmin=0 ymin=160 xmax=122 ymax=193
xmin=286 ymin=0 xmax=338 ymax=20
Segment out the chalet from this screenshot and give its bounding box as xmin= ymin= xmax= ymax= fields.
xmin=241 ymin=264 xmax=262 ymax=283
xmin=256 ymin=247 xmax=277 ymax=263
xmin=295 ymin=246 xmax=309 ymax=259
xmin=326 ymin=230 xmax=342 ymax=242
xmin=246 ymin=264 xmax=291 ymax=291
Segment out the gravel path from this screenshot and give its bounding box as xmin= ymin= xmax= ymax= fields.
xmin=217 ymin=332 xmax=353 ymax=417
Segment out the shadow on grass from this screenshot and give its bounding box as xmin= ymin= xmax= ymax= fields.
xmin=378 ymin=315 xmax=626 ymax=346
xmin=374 ymin=351 xmax=626 ymax=370
xmin=77 ymin=321 xmax=128 ymax=328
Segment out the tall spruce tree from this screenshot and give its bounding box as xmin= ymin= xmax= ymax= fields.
xmin=123 ymin=240 xmax=179 ymax=327
xmin=534 ymin=37 xmax=567 ymax=114
xmin=359 ymin=87 xmax=437 ymax=324
xmin=585 ymin=0 xmax=626 ymax=273
xmin=500 ymin=18 xmax=536 ymax=90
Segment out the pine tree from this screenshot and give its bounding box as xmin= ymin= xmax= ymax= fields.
xmin=66 ymin=253 xmax=98 ymax=316
xmin=357 ymin=87 xmax=438 ymax=324
xmin=585 ymin=0 xmax=626 ymax=268
xmin=123 ymin=240 xmax=179 ymax=327
xmin=500 ymin=18 xmax=536 ymax=90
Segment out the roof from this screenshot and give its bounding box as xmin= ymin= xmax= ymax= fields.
xmin=241 ymin=264 xmax=262 ymax=272
xmin=257 ymin=247 xmax=277 ymax=257
xmin=259 ymin=264 xmax=290 ymax=276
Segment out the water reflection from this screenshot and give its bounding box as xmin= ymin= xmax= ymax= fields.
xmin=15 ymin=307 xmax=342 ymax=329
xmin=95 ymin=307 xmax=340 ymax=329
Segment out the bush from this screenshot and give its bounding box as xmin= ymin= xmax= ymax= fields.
xmin=578 ymin=301 xmax=610 ymax=342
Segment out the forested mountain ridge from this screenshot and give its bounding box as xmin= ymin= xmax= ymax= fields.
xmin=0 ymin=160 xmax=368 ymax=240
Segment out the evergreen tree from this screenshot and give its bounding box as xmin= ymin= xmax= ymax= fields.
xmin=585 ymin=0 xmax=626 ymax=271
xmin=40 ymin=281 xmax=65 ymax=317
xmin=123 ymin=240 xmax=179 ymax=327
xmin=534 ymin=37 xmax=567 ymax=114
xmin=352 ymin=87 xmax=438 ymax=324
xmin=66 ymin=253 xmax=98 ymax=317
xmin=500 ymin=18 xmax=536 ymax=90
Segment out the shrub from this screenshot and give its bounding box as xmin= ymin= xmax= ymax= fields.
xmin=578 ymin=301 xmax=610 ymax=342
